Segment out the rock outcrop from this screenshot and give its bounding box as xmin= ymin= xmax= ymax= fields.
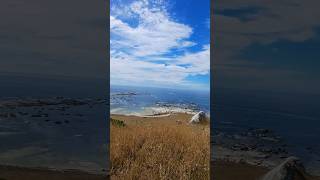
xmin=189 ymin=111 xmax=207 ymax=124
xmin=261 ymin=157 xmax=309 ymax=180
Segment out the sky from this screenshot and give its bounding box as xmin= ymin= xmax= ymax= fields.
xmin=110 ymin=0 xmax=210 ymax=90
xmin=0 ymin=0 xmax=107 ymax=80
xmin=214 ymin=0 xmax=320 ymax=95
xmin=0 ymin=0 xmax=108 ymax=97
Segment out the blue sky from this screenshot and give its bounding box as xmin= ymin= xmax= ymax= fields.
xmin=110 ymin=0 xmax=210 ymax=90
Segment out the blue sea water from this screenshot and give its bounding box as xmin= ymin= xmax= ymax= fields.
xmin=110 ymin=85 xmax=210 ymax=116
xmin=0 ymin=74 xmax=108 ymax=173
xmin=212 ymin=88 xmax=320 ymax=175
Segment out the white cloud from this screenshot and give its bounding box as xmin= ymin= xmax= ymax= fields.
xmin=110 ymin=0 xmax=209 ymax=88
xmin=215 ymin=0 xmax=320 ymax=66
xmin=110 ymin=45 xmax=210 ymax=87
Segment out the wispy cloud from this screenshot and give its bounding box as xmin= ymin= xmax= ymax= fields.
xmin=110 ymin=0 xmax=209 ymax=89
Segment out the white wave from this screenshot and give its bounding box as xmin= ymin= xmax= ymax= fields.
xmin=142 ymin=106 xmax=198 ymax=115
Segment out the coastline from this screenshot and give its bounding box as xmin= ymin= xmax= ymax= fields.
xmin=110 ymin=106 xmax=206 ymax=118
xmin=212 ymin=125 xmax=320 ymax=178
xmin=111 ymin=112 xmax=172 ymax=118
xmin=0 ymin=97 xmax=108 ymax=179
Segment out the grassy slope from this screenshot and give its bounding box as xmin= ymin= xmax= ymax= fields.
xmin=110 ymin=114 xmax=210 ymax=180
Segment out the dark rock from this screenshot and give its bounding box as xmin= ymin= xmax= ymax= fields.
xmin=261 ymin=157 xmax=308 ymax=180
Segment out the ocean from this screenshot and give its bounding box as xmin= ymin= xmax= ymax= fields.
xmin=0 ymin=75 xmax=108 ymax=174
xmin=110 ymin=85 xmax=210 ymax=116
xmin=212 ymin=88 xmax=320 ymax=175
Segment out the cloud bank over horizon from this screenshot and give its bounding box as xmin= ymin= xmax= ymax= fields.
xmin=110 ymin=0 xmax=210 ymax=90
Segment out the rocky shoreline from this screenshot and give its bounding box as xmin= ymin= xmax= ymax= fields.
xmin=0 ymin=97 xmax=108 ymax=175
xmin=110 ymin=90 xmax=209 ymax=116
xmin=212 ymin=128 xmax=289 ymax=167
xmin=212 ymin=127 xmax=320 ymax=177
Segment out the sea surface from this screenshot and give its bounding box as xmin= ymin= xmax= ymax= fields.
xmin=212 ymin=88 xmax=320 ymax=175
xmin=110 ymin=85 xmax=210 ymax=116
xmin=0 ymin=75 xmax=108 ymax=174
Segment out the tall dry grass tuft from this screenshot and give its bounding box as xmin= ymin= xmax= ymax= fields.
xmin=110 ymin=121 xmax=209 ymax=180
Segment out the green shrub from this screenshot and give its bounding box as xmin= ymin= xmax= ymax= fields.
xmin=111 ymin=118 xmax=126 ymax=127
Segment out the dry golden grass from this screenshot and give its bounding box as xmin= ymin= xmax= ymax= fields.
xmin=110 ymin=114 xmax=209 ymax=180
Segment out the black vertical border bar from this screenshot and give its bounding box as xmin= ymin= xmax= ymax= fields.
xmin=210 ymin=0 xmax=214 ymax=179
xmin=106 ymin=0 xmax=111 ymax=179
